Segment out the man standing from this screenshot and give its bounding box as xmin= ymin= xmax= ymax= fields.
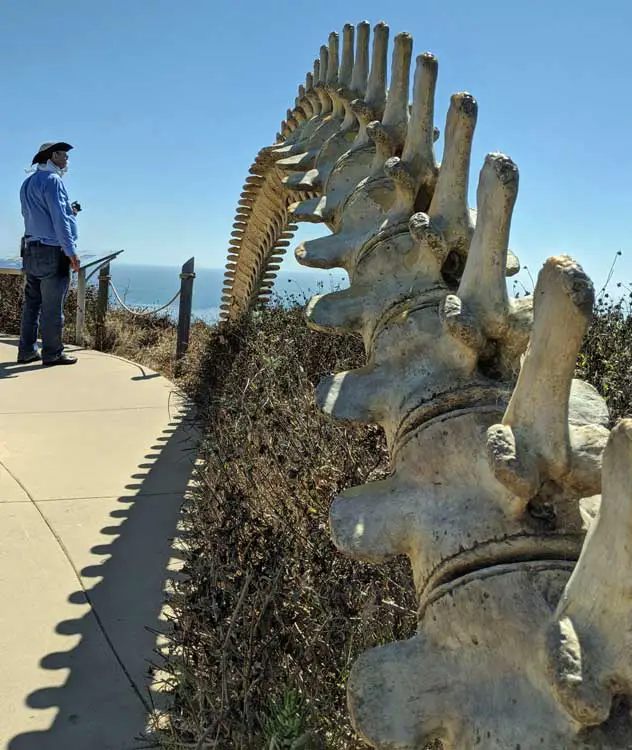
xmin=18 ymin=141 xmax=81 ymax=366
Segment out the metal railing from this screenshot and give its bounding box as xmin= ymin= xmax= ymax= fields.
xmin=75 ymin=250 xmax=125 ymax=348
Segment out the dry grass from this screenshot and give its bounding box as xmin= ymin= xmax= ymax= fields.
xmin=0 ymin=275 xmax=30 ymax=335
xmin=156 ymin=302 xmax=416 ymax=749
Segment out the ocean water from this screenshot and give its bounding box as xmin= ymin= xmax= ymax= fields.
xmin=99 ymin=263 xmax=348 ymax=324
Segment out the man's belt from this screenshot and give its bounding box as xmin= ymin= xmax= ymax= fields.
xmin=25 ymin=240 xmax=62 ymax=250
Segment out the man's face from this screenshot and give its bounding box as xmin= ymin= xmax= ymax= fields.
xmin=50 ymin=150 xmax=69 ymax=169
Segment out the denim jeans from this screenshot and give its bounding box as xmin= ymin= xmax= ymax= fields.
xmin=18 ymin=244 xmax=70 ymax=362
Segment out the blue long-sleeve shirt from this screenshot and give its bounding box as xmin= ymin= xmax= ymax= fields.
xmin=20 ymin=170 xmax=78 ymax=258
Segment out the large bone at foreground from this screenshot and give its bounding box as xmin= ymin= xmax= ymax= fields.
xmin=486 ymin=256 xmax=594 ymax=503
xmin=546 ymin=419 xmax=632 ymax=727
xmin=347 ymin=566 xmax=581 ymax=748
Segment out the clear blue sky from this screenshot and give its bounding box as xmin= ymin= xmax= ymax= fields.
xmin=1 ymin=0 xmax=631 ymax=290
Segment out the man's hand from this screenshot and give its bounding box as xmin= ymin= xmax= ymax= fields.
xmin=69 ymin=255 xmax=81 ymax=273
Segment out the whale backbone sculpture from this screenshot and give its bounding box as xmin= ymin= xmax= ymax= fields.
xmin=220 ymin=21 xmax=632 ymax=749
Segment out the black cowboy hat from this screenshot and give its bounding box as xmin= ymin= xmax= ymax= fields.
xmin=31 ymin=141 xmax=74 ymax=165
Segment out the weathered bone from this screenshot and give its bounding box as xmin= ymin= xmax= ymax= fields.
xmin=546 ymin=419 xmax=632 ymax=727
xmin=327 ymin=32 xmax=339 ymax=82
xmin=283 ymin=25 xmax=363 ymax=193
xmin=287 ymin=23 xmax=386 ymax=222
xmin=315 ymin=45 xmax=331 ymax=114
xmin=306 ymin=68 xmax=320 ymax=117
xmin=487 ymin=255 xmax=600 ymax=505
xmin=367 ymin=32 xmax=412 ymax=173
xmin=297 ymin=84 xmax=311 ymax=117
xmin=457 ymin=153 xmax=517 ymax=333
xmin=339 ymin=24 xmax=354 ymax=89
xmin=325 ymin=32 xmax=343 ymax=118
xmin=399 ymin=53 xmax=438 ymax=206
xmin=382 ymin=53 xmax=438 ymax=223
xmin=426 ymin=93 xmax=478 ymax=255
xmin=352 ymin=22 xmax=389 ymax=148
xmin=338 ymin=25 xmax=358 ymax=134
xmin=349 ymin=21 xmax=370 ymax=98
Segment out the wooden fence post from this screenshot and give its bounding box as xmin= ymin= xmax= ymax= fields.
xmin=95 ymin=262 xmax=110 ymax=351
xmin=176 ymin=257 xmax=195 ymax=368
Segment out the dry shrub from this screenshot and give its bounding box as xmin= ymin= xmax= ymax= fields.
xmin=577 ymin=293 xmax=632 ymax=421
xmin=94 ymin=308 xmax=186 ymax=379
xmin=161 ymin=302 xmax=416 ymax=749
xmin=0 ymin=275 xmax=23 ymax=333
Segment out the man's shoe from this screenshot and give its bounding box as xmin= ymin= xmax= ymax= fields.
xmin=42 ymin=354 xmax=78 ymax=367
xmin=17 ymin=351 xmax=41 ymax=364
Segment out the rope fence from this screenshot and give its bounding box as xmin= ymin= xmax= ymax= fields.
xmin=90 ymin=256 xmax=195 ymax=369
xmin=109 ymin=281 xmax=182 ymax=317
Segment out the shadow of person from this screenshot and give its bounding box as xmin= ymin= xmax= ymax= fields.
xmin=0 ymin=339 xmax=42 ymax=378
xmin=0 ymin=362 xmax=43 ymax=379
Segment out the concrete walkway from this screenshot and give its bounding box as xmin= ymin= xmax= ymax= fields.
xmin=0 ymin=336 xmax=197 ymax=750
